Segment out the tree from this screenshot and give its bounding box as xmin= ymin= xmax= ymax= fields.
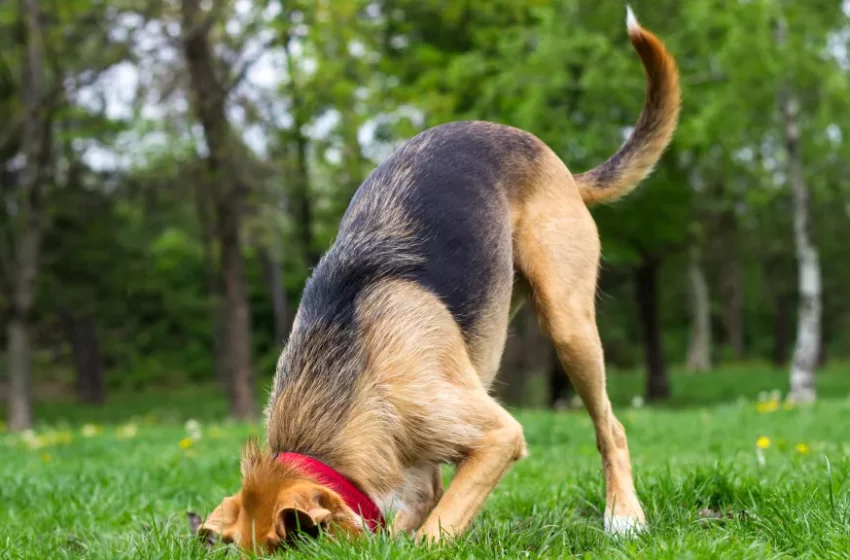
xmin=634 ymin=255 xmax=670 ymax=400
xmin=3 ymin=0 xmax=47 ymax=430
xmin=775 ymin=16 xmax=820 ymax=403
xmin=181 ymin=0 xmax=256 ymax=420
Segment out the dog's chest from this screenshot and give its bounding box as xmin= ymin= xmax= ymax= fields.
xmin=373 ymin=490 xmax=410 ymax=518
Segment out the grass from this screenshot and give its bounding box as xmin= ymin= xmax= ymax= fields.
xmin=2 ymin=366 xmax=850 ymax=559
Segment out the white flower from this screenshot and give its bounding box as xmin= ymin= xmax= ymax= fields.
xmin=755 ymin=447 xmax=766 ymax=467
xmin=21 ymin=430 xmax=43 ymax=450
xmin=631 ymin=395 xmax=645 ymax=409
xmin=184 ymin=419 xmax=203 ymax=441
xmin=117 ymin=423 xmax=138 ymax=440
xmin=81 ymin=424 xmax=102 ymax=437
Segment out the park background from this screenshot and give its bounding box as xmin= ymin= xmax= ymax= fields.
xmin=2 ymin=1 xmax=850 ymax=558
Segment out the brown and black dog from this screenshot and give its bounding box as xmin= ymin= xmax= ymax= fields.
xmin=195 ymin=8 xmax=679 ymax=552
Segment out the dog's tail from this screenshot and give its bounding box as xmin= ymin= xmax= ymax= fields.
xmin=574 ymin=7 xmax=680 ymax=206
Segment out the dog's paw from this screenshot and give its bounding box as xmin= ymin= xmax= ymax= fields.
xmin=604 ymin=515 xmax=645 ymax=537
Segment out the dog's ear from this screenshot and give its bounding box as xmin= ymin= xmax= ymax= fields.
xmin=277 ymin=504 xmax=333 ymax=540
xmin=195 ymin=495 xmax=242 ymax=547
xmin=275 ymin=483 xmax=361 ymax=541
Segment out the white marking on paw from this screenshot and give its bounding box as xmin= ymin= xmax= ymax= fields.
xmin=605 ymin=515 xmax=645 ymax=536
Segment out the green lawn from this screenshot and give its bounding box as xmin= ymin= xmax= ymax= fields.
xmin=3 ymin=367 xmax=850 ymax=558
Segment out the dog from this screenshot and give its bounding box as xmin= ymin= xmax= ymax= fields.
xmin=194 ymin=7 xmax=679 ymax=551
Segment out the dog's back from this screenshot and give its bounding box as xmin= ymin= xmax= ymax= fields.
xmin=319 ymin=121 xmax=541 ymax=342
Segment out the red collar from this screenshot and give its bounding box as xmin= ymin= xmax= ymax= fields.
xmin=275 ymin=452 xmax=386 ymax=532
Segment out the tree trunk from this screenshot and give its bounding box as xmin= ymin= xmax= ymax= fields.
xmin=776 ymin=17 xmax=820 ymax=404
xmin=59 ymin=311 xmax=106 ymax=404
xmin=7 ymin=316 xmax=33 ymax=430
xmin=193 ymin=176 xmax=229 ymax=389
xmin=182 ymin=0 xmax=256 ymax=420
xmin=635 ymin=258 xmax=669 ymax=401
xmin=220 ymin=223 xmax=255 ymax=418
xmin=6 ymin=0 xmax=46 ymax=432
xmin=772 ymin=293 xmax=790 ymax=369
xmin=258 ymin=245 xmax=290 ymax=345
xmin=686 ymin=244 xmax=712 ymax=372
xmin=721 ymin=245 xmax=744 ymax=360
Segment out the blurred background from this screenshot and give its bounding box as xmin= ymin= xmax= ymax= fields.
xmin=1 ymin=0 xmax=849 ymax=431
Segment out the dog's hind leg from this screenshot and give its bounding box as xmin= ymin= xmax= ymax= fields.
xmin=513 ymin=168 xmax=646 ymax=535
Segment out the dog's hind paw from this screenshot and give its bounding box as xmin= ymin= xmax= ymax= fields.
xmin=604 ymin=515 xmax=645 ymax=536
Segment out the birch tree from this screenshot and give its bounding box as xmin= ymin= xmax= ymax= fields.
xmin=775 ymin=16 xmax=821 ymax=403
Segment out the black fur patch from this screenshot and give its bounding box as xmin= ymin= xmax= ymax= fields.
xmin=277 ymin=121 xmax=537 ymax=394
xmin=322 ymin=121 xmax=531 ymax=337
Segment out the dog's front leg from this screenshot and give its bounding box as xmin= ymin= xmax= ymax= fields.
xmin=416 ymin=395 xmax=527 ymax=541
xmin=389 ymin=465 xmax=443 ymax=535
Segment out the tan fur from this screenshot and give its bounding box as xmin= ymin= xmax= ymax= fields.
xmin=198 ymin=13 xmax=678 ymax=551
xmin=512 ymin=148 xmax=645 ymax=527
xmin=574 ymin=21 xmax=681 ymax=205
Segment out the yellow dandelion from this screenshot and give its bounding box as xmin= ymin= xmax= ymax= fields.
xmin=783 ymin=401 xmax=794 ymax=411
xmin=186 ymin=449 xmax=198 ymax=458
xmin=81 ymin=424 xmax=102 ymax=437
xmin=796 ymin=443 xmax=809 ymax=454
xmin=208 ymin=426 xmax=225 ymax=439
xmin=179 ymin=437 xmax=193 ymax=449
xmin=756 ymin=436 xmax=771 ymax=449
xmin=0 ymin=420 xmax=7 ymax=433
xmin=41 ymin=453 xmax=51 ymax=462
xmin=756 ymin=400 xmax=779 ymax=413
xmin=142 ymin=413 xmax=158 ymax=425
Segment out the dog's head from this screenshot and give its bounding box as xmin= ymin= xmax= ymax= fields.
xmin=194 ymin=439 xmax=365 ymax=552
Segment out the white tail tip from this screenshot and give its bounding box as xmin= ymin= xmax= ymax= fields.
xmin=626 ymin=5 xmax=640 ymax=32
